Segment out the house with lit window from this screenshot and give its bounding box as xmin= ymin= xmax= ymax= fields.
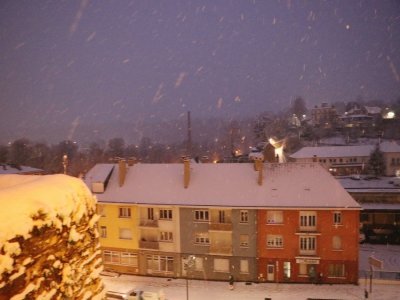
xmin=289 ymin=141 xmax=400 ymax=177
xmin=85 ymin=160 xmax=360 ymax=284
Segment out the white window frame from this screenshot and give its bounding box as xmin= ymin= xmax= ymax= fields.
xmin=240 ymin=234 xmax=249 ymax=247
xmin=213 ymin=258 xmax=229 ymax=273
xmin=160 ymin=231 xmax=173 ymax=242
xmin=159 ymin=209 xmax=173 ymax=220
xmin=120 ymin=252 xmax=138 ymax=267
xmin=240 ymin=210 xmax=249 ymax=223
xmin=119 ymin=228 xmax=132 ymax=240
xmin=299 ymin=211 xmax=316 ymax=231
xmin=100 ymin=226 xmax=107 ymax=238
xmin=103 ymin=250 xmax=120 ymax=264
xmin=328 ymin=263 xmax=345 ymax=278
xmin=333 ymin=211 xmax=342 ymax=225
xmin=266 ymin=235 xmax=283 ymax=248
xmin=332 ymin=235 xmax=342 ymax=250
xmin=194 ymin=210 xmax=209 ymax=222
xmin=194 ymin=233 xmax=210 ymax=245
xmin=299 ymin=236 xmax=316 ymax=255
xmin=267 ymin=211 xmax=283 ymax=224
xmin=119 ymin=207 xmax=131 ymax=218
xmin=98 ymin=205 xmax=106 ymax=217
xmin=240 ymin=259 xmax=249 ymax=274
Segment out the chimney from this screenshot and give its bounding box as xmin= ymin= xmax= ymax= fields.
xmin=254 ymin=158 xmax=263 ymax=186
xmin=183 ymin=157 xmax=190 ymax=188
xmin=118 ymin=159 xmax=127 ymax=187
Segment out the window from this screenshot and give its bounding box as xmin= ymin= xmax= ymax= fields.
xmin=266 ymin=211 xmax=283 ymax=224
xmin=240 ymin=259 xmax=249 ymax=274
xmin=283 ymin=262 xmax=291 ymax=279
xmin=266 ymin=235 xmax=283 ymax=248
xmin=240 ymin=234 xmax=249 ymax=247
xmin=119 ymin=228 xmax=132 ymax=240
xmin=328 ymin=264 xmax=345 ymax=277
xmin=299 ymin=263 xmax=307 ymax=276
xmin=119 ymin=207 xmax=131 ymax=218
xmin=194 ymin=233 xmax=210 ymax=245
xmin=97 ymin=205 xmax=106 ymax=217
xmin=240 ymin=210 xmax=249 ymax=223
xmin=333 ymin=212 xmax=342 ymax=225
xmin=160 ymin=231 xmax=173 ymax=242
xmin=159 ymin=209 xmax=172 ymax=220
xmin=147 ymin=208 xmax=154 ymax=220
xmin=299 ymin=211 xmax=316 ymax=230
xmin=299 ymin=236 xmax=316 ymax=254
xmin=194 ymin=257 xmax=203 ymax=271
xmin=332 ymin=236 xmax=342 ymax=250
xmin=120 ymin=252 xmax=138 ymax=266
xmin=218 ymin=210 xmax=225 ymax=223
xmin=147 ymin=255 xmax=174 ymax=273
xmin=214 ymin=258 xmax=229 ymax=272
xmin=103 ymin=251 xmax=120 ymax=264
xmin=100 ymin=226 xmax=107 ymax=238
xmin=194 ymin=210 xmax=209 ymax=221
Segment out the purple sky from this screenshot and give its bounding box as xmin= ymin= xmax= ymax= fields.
xmin=0 ymin=0 xmax=399 ymax=143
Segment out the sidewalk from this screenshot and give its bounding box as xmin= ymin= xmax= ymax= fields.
xmin=103 ymin=274 xmax=399 ymax=300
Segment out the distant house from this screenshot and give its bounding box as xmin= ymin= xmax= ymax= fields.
xmin=337 ymin=176 xmax=400 ymax=244
xmin=289 ymin=141 xmax=400 ymax=177
xmin=85 ymin=160 xmax=360 ymax=284
xmin=310 ymin=103 xmax=337 ymax=128
xmin=0 ymin=164 xmax=44 ymax=175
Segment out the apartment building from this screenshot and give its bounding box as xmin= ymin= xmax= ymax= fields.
xmin=85 ymin=160 xmax=360 ymax=283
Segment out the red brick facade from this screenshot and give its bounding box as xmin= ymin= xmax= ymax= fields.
xmin=257 ymin=209 xmax=359 ymax=284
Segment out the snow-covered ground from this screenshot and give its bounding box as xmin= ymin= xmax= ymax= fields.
xmin=102 ymin=273 xmax=399 ymax=300
xmin=102 ymin=244 xmax=400 ymax=300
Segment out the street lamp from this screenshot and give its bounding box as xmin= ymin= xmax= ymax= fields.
xmin=184 ymin=255 xmax=196 ymax=300
xmin=62 ymin=154 xmax=68 ymax=175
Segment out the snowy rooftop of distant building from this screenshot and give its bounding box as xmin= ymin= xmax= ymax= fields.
xmin=85 ymin=162 xmax=360 ymax=209
xmin=290 ymin=141 xmax=400 ymax=159
xmin=337 ymin=176 xmax=400 ymax=193
xmin=0 ymin=164 xmax=44 ymax=175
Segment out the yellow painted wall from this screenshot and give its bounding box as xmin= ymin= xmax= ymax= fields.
xmin=97 ymin=203 xmax=139 ymax=250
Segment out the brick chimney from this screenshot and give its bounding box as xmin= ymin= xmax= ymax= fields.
xmin=183 ymin=157 xmax=190 ymax=188
xmin=254 ymin=158 xmax=263 ymax=186
xmin=118 ymin=159 xmax=127 ymax=187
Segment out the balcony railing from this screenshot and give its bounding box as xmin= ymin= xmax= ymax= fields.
xmin=209 ymin=222 xmax=232 ymax=231
xmin=139 ymin=240 xmax=159 ymax=250
xmin=139 ymin=219 xmax=159 ymax=227
xmin=299 ymin=249 xmax=317 ymax=256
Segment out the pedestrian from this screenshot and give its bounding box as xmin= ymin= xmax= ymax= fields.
xmin=229 ymin=274 xmax=234 ymax=290
xmin=318 ymin=272 xmax=323 ymax=285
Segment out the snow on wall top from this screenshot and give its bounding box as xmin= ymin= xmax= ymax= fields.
xmin=0 ymin=174 xmax=96 ymax=246
xmin=85 ymin=162 xmax=360 ymax=209
xmin=290 ymin=141 xmax=400 ymax=159
xmin=0 ymin=165 xmax=44 ymax=175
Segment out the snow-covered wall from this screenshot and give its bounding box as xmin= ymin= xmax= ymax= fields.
xmin=0 ymin=175 xmax=104 ymax=300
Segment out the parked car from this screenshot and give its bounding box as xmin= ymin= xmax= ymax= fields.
xmin=106 ymin=289 xmax=162 ymax=300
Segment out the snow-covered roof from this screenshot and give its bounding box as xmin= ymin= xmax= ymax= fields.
xmin=361 ymin=203 xmax=400 ymax=210
xmin=364 ymin=106 xmax=382 ymax=115
xmin=0 ymin=164 xmax=44 ymax=175
xmin=85 ymin=162 xmax=360 ymax=209
xmin=336 ymin=176 xmax=400 ymax=194
xmin=290 ymin=141 xmax=400 ymax=159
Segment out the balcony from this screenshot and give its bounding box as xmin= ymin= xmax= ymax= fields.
xmin=139 ymin=240 xmax=159 ymax=250
xmin=299 ymin=249 xmax=317 ymax=256
xmin=209 ymin=222 xmax=232 ymax=231
xmin=139 ymin=219 xmax=159 ymax=228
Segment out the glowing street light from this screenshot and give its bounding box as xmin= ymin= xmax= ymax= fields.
xmin=62 ymin=154 xmax=68 ymax=175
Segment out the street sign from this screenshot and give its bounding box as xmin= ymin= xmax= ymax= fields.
xmin=368 ymin=256 xmax=383 ymax=269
